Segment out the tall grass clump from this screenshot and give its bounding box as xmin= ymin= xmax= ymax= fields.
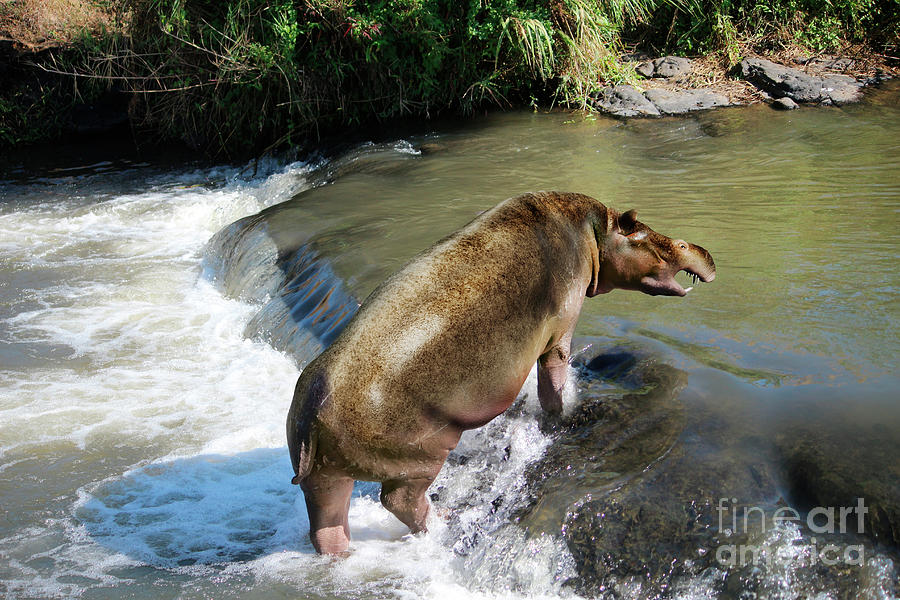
xmin=497 ymin=13 xmax=556 ymax=80
xmin=553 ymin=0 xmax=639 ymax=107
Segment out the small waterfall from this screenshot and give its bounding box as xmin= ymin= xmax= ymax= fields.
xmin=206 ymin=209 xmax=358 ymax=369
xmin=202 ymin=139 xmax=426 ymax=368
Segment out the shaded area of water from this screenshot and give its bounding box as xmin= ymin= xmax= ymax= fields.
xmin=0 ymin=82 xmax=898 ymax=599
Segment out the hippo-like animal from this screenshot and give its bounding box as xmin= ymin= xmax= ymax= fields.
xmin=287 ymin=191 xmax=715 ymax=554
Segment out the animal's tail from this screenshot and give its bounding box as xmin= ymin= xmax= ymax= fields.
xmin=287 ymin=370 xmax=327 ymax=485
xmin=289 ymin=430 xmax=317 ymax=485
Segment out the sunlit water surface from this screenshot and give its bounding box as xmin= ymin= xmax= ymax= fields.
xmin=1 ymin=84 xmax=898 ymax=599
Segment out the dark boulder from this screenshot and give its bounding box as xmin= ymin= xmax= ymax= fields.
xmin=737 ymin=57 xmax=863 ymax=104
xmin=591 ymin=85 xmax=661 ymax=117
xmin=637 ymin=56 xmax=693 ymax=79
xmin=644 ymin=88 xmax=731 ymax=114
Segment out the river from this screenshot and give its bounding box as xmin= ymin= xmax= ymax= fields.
xmin=1 ymin=84 xmax=898 ymax=599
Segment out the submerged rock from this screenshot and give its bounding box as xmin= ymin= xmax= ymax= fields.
xmin=511 ymin=342 xmax=899 ymax=598
xmin=514 ymin=345 xmax=775 ymax=595
xmin=737 ymin=57 xmax=863 ymax=104
xmin=776 ymin=424 xmax=900 ymax=547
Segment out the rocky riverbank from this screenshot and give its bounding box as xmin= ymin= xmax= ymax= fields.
xmin=591 ymin=51 xmax=897 ymax=117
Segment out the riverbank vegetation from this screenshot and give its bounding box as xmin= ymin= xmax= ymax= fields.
xmin=1 ymin=0 xmax=897 ymax=158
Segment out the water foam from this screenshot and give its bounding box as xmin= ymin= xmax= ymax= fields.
xmin=58 ymin=367 xmax=578 ymax=599
xmin=0 ymin=162 xmax=311 ymax=456
xmin=0 ymin=161 xmax=308 ymax=597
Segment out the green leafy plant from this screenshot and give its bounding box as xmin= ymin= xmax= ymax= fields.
xmin=798 ymin=14 xmax=845 ymax=51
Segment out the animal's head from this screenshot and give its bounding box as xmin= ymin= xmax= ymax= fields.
xmin=589 ymin=208 xmax=715 ymax=297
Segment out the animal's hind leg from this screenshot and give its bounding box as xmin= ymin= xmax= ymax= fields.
xmin=380 ymin=477 xmax=434 ymax=534
xmin=300 ymin=470 xmax=355 ymax=554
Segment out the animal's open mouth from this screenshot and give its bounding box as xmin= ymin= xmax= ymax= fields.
xmin=678 ymin=266 xmax=715 ymax=294
xmin=641 ymin=265 xmax=715 ymax=297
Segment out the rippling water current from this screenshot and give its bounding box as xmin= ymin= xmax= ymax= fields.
xmin=1 ymin=85 xmax=898 ymax=599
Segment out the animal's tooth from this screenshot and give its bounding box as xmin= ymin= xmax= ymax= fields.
xmin=684 ymin=286 xmax=694 ymax=293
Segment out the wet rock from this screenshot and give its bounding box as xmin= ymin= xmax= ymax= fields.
xmin=561 ymin=459 xmax=786 ymax=597
xmin=515 ymin=344 xmax=780 ymax=596
xmin=637 ymin=56 xmax=692 ymax=79
xmin=737 ymin=57 xmax=863 ymax=105
xmin=591 ymin=85 xmax=661 ymax=117
xmin=776 ymin=424 xmax=900 ymax=547
xmin=513 ymin=341 xmax=899 ymax=598
xmin=644 ymin=88 xmax=731 ymax=114
xmin=772 ymin=97 xmax=799 ymax=110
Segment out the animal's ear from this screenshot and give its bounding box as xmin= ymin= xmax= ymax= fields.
xmin=618 ymin=209 xmax=638 ymax=234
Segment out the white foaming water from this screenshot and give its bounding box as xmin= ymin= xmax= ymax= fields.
xmin=0 ymin=157 xmax=576 ymax=599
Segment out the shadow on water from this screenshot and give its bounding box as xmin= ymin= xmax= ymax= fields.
xmin=76 ymin=448 xmax=386 ymax=567
xmin=205 ymin=203 xmax=360 ymax=370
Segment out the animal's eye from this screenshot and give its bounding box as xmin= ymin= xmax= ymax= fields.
xmin=679 ymin=243 xmax=687 ymax=249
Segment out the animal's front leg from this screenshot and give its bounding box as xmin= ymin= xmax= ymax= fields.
xmin=538 ymin=333 xmax=572 ymax=415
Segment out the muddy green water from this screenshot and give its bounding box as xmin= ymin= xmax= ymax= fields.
xmin=250 ymin=90 xmax=899 ymax=384
xmin=1 ymin=83 xmax=898 ymax=599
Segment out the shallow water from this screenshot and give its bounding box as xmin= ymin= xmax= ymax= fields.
xmin=1 ymin=83 xmax=899 ymax=599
